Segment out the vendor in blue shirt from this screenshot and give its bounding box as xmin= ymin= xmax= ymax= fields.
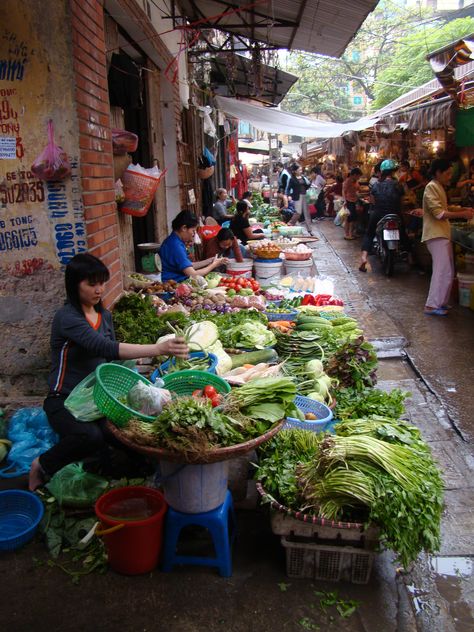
xmin=160 ymin=210 xmax=228 ymax=282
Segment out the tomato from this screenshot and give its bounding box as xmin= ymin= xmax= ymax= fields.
xmin=210 ymin=395 xmax=221 ymax=408
xmin=203 ymin=385 xmax=217 ymax=398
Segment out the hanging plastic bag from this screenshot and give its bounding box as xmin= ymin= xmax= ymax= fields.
xmin=65 ymin=373 xmax=102 ymax=422
xmin=46 ymin=463 xmax=109 ymax=508
xmin=0 ymin=408 xmax=58 ymax=478
xmin=334 ymin=205 xmax=350 ymax=226
xmin=31 ymin=120 xmax=71 ymax=181
xmin=111 ymin=128 xmax=138 ymax=155
xmin=127 ymin=382 xmax=171 ymax=416
xmin=306 ymin=186 xmax=321 ymax=205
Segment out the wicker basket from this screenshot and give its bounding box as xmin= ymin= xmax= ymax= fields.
xmin=106 ymin=419 xmax=285 ymax=464
xmin=255 ymin=248 xmax=282 ymax=260
xmin=283 ymin=251 xmax=313 ymax=261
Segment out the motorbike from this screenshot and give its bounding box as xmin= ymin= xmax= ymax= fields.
xmin=373 ymin=213 xmax=404 ymax=277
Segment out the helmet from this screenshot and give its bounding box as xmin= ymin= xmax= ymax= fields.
xmin=380 ymin=159 xmax=398 ymax=172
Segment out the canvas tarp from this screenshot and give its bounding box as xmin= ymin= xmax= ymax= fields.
xmin=214 ymin=96 xmax=378 ymax=139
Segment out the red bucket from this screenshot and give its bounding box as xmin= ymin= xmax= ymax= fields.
xmin=95 ymin=486 xmax=167 ymax=575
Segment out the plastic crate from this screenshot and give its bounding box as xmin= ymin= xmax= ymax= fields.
xmin=263 ymin=309 xmax=298 ymax=322
xmin=270 ymin=511 xmax=379 ymax=547
xmin=281 ymin=535 xmax=375 ymax=584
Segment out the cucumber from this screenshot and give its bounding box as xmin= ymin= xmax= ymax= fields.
xmin=296 ymin=322 xmax=332 ymax=331
xmin=329 ymin=317 xmax=357 ymax=326
xmin=230 ymin=348 xmax=279 ymax=369
xmin=297 ymin=316 xmax=331 ymax=325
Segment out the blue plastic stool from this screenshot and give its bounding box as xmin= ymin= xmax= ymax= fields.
xmin=162 ymin=490 xmax=236 ymax=577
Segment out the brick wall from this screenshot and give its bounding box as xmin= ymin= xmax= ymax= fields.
xmin=70 ymin=0 xmax=122 ymax=307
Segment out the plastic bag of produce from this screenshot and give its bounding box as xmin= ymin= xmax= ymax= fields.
xmin=127 ymin=382 xmax=171 ymax=416
xmin=31 ymin=120 xmax=71 ymax=181
xmin=46 ymin=463 xmax=108 ymax=508
xmin=65 ymin=373 xmax=102 ymax=422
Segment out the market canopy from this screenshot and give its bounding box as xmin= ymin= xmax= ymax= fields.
xmin=214 ymin=95 xmax=378 ymax=139
xmin=173 ymin=0 xmax=378 ymax=57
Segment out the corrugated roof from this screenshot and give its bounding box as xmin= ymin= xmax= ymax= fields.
xmin=175 ymin=0 xmax=378 ymax=57
xmin=375 ymin=60 xmax=474 ymax=116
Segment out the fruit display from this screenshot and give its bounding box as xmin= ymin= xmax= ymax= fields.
xmin=218 ymin=277 xmax=260 ymax=293
xmin=255 ymin=243 xmax=282 ymax=259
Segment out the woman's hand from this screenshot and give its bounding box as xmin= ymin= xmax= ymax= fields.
xmin=213 ymin=255 xmax=229 ymax=268
xmin=155 ymin=336 xmax=189 ymax=358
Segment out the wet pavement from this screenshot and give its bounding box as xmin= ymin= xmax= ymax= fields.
xmin=314 ymin=220 xmax=474 ymax=632
xmin=2 ymin=222 xmax=474 ymax=632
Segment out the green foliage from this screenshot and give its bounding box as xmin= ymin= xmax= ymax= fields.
xmin=334 ymin=387 xmax=409 ymax=420
xmin=372 ymin=17 xmax=474 ymax=109
xmin=112 ymin=293 xmax=161 ymax=344
xmin=282 ymin=1 xmax=431 ymax=120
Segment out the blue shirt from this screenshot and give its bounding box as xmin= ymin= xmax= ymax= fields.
xmin=159 ymin=232 xmax=192 ymax=282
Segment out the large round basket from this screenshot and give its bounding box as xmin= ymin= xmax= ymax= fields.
xmin=105 ymin=419 xmax=285 ymax=464
xmin=93 ymin=364 xmax=156 ymax=427
xmin=255 ymin=482 xmax=365 ymax=530
xmin=162 ymin=370 xmax=231 ymax=396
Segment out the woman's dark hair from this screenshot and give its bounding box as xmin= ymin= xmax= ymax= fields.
xmin=469 ymin=158 xmax=474 ymax=170
xmin=429 ymin=158 xmax=451 ymax=179
xmin=336 ymin=175 xmax=344 ymax=183
xmin=65 ymin=253 xmax=110 ymax=313
xmin=236 ymin=201 xmax=248 ymax=215
xmin=242 ymin=191 xmax=252 ymax=200
xmin=172 ymin=210 xmax=198 ymax=231
xmin=311 ymin=165 xmax=322 ymax=175
xmin=289 ymin=163 xmax=300 ymax=174
xmin=217 ymin=228 xmax=234 ymax=242
xmin=400 ymin=160 xmax=410 ymax=169
xmin=349 ymin=168 xmax=363 ymax=177
xmin=374 ymin=163 xmax=382 ymax=174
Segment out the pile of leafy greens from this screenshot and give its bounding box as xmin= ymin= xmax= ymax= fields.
xmin=112 ymin=293 xmax=162 ymax=344
xmin=334 ymin=387 xmax=409 ymax=420
xmin=325 ymin=336 xmax=378 ymax=389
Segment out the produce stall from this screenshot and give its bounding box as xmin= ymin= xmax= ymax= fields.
xmin=0 ymin=209 xmax=444 ymax=583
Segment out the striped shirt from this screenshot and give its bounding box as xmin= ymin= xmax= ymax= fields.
xmin=48 ymin=303 xmax=120 ymax=395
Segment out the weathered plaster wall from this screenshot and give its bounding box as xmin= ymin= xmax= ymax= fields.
xmin=0 ymin=1 xmax=84 ymax=406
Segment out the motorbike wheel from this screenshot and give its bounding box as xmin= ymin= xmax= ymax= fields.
xmin=383 ymin=249 xmax=395 ymax=276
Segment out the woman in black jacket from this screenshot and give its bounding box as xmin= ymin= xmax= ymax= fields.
xmin=286 ymin=164 xmax=313 ymax=235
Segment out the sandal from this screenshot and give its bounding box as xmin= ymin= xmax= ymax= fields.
xmin=359 ymin=262 xmax=367 ymax=272
xmin=424 ymin=308 xmax=448 ymax=316
xmin=344 ymin=236 xmax=355 ymax=240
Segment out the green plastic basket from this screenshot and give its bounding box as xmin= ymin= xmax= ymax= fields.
xmin=93 ymin=364 xmax=156 ymax=427
xmin=162 ymin=370 xmax=231 ymax=396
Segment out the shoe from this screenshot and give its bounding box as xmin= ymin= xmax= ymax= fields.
xmin=359 ymin=262 xmax=367 ymax=272
xmin=441 ymin=304 xmax=452 ymax=310
xmin=344 ymin=236 xmax=355 ymax=240
xmin=424 ymin=308 xmax=448 ymax=316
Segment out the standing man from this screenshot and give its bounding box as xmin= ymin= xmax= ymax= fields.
xmin=276 ymin=162 xmax=291 ymax=194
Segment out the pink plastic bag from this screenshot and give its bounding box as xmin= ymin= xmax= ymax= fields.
xmin=31 ymin=120 xmax=71 ymax=181
xmin=112 ymin=128 xmax=138 ymax=155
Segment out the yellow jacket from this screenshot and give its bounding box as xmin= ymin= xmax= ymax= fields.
xmin=422 ymin=180 xmax=451 ymax=242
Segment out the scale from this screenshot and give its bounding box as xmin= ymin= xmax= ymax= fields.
xmin=137 ymin=242 xmax=161 ymax=273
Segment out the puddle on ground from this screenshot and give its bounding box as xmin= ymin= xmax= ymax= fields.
xmin=429 ymin=556 xmax=474 ymax=631
xmin=430 ymin=556 xmax=473 ymax=578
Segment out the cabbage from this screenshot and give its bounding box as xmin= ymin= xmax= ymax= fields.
xmin=208 ymin=340 xmax=232 ymax=375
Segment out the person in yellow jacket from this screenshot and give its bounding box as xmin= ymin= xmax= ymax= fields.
xmin=422 ymin=159 xmax=474 ymax=316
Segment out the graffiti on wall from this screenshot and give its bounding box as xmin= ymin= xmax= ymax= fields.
xmin=0 ymin=10 xmax=86 ymax=274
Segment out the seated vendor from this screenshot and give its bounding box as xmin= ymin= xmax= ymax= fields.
xmin=212 ymin=188 xmax=235 ymax=224
xmin=160 ymin=210 xmax=227 ymax=282
xmin=230 ymin=201 xmax=265 ymax=245
xmin=201 ymin=228 xmax=247 ymax=272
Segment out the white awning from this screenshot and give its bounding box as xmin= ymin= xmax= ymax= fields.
xmin=214 ymin=96 xmax=378 ymax=139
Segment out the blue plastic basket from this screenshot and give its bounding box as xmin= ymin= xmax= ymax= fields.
xmin=0 ymin=490 xmax=44 ymax=551
xmin=264 ymin=309 xmax=298 ymax=322
xmin=150 ymin=351 xmax=218 ymax=382
xmin=284 ymin=396 xmax=333 ymax=432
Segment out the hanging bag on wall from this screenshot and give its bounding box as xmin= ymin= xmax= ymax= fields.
xmin=119 ymin=164 xmax=166 ymax=217
xmin=31 ymin=119 xmax=71 ymax=181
